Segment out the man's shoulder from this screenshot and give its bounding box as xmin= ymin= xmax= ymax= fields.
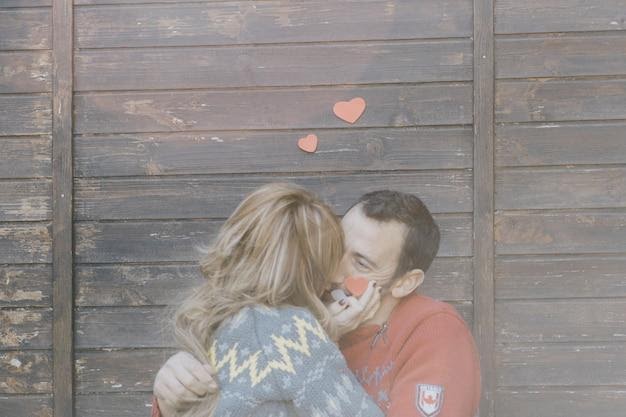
xmin=390 ymin=294 xmax=471 ymax=344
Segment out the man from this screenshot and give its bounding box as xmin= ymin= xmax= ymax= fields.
xmin=152 ymin=190 xmax=481 ymax=417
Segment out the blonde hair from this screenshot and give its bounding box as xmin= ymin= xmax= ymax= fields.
xmin=172 ymin=183 xmax=344 ymax=417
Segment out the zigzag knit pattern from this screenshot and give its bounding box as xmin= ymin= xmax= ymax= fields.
xmin=210 ymin=305 xmax=384 ymax=417
xmin=208 ymin=315 xmax=328 ymax=386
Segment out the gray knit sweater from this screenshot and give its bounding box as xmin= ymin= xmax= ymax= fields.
xmin=209 ymin=304 xmax=384 ymax=417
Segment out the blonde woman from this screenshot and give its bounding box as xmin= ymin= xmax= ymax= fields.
xmin=169 ymin=183 xmax=384 ymax=417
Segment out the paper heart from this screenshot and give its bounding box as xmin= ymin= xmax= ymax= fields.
xmin=333 ymin=97 xmax=366 ymax=124
xmin=298 ymin=134 xmax=318 ymax=153
xmin=345 ymin=276 xmax=369 ymax=298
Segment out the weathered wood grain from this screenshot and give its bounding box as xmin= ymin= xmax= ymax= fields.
xmin=496 ymin=121 xmax=626 ymax=167
xmin=74 ymin=392 xmax=153 ymax=417
xmin=496 ymin=254 xmax=626 ymax=300
xmin=0 ymin=137 xmax=51 ymax=178
xmin=0 ymin=351 xmax=52 ymax=394
xmin=0 ymin=309 xmax=52 ymax=349
xmin=496 ymin=389 xmax=626 ymax=417
xmin=497 ymin=343 xmax=626 ymax=386
xmin=76 ymin=0 xmax=472 ymax=48
xmin=74 ymin=127 xmax=473 ymax=177
xmin=496 ymin=299 xmax=626 ymax=343
xmin=51 ymin=0 xmax=75 ymax=414
xmin=0 ymin=223 xmax=51 ymax=263
xmin=74 ymin=214 xmax=471 ymax=263
xmin=74 ymin=84 xmax=472 ymax=134
xmin=0 ymin=395 xmax=52 ymax=417
xmin=75 ymin=171 xmax=473 ymax=220
xmin=75 ymin=349 xmax=174 ymax=393
xmin=74 ymin=257 xmax=472 ymax=307
xmin=0 ymin=52 xmax=52 ymax=94
xmin=74 ymin=220 xmax=221 ymax=264
xmin=496 ymin=167 xmax=626 ymax=210
xmin=0 ymin=95 xmax=51 ymax=136
xmin=0 ymin=9 xmax=51 ymax=50
xmin=495 ymin=210 xmax=626 ymax=255
xmin=495 ymin=0 xmax=626 ymax=34
xmin=76 ymin=302 xmax=473 ymax=349
xmin=2 ymin=0 xmax=51 ymax=6
xmin=0 ymin=265 xmax=52 ymax=307
xmin=496 ymin=34 xmax=626 ymax=79
xmin=75 ymin=40 xmax=472 ymax=91
xmin=0 ymin=180 xmax=51 ymax=221
xmin=496 ymin=79 xmax=626 ymax=123
xmin=75 ymin=307 xmax=175 ymax=349
xmin=473 ymin=0 xmax=495 ymax=414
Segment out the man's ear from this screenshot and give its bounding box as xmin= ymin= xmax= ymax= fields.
xmin=390 ymin=269 xmax=424 ymax=298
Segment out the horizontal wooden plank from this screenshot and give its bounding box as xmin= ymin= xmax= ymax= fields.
xmin=0 ymin=395 xmax=52 ymax=417
xmin=75 ymin=307 xmax=175 ymax=349
xmin=74 ymin=127 xmax=473 ymax=177
xmin=0 ymin=95 xmax=51 ymax=136
xmin=496 ymin=167 xmax=626 ymax=210
xmin=2 ymin=0 xmax=51 ymax=6
xmin=496 ymin=389 xmax=626 ymax=417
xmin=76 ymin=0 xmax=472 ymax=48
xmin=496 ymin=255 xmax=626 ymax=299
xmin=0 ymin=9 xmax=51 ymax=50
xmin=75 ymin=214 xmax=471 ymax=263
xmin=0 ymin=180 xmax=51 ymax=221
xmin=76 ymin=302 xmax=473 ymax=349
xmin=75 ymin=392 xmax=153 ymax=417
xmin=0 ymin=137 xmax=51 ymax=178
xmin=496 ymin=34 xmax=626 ymax=79
xmin=495 ymin=0 xmax=626 ymax=34
xmin=75 ymin=257 xmax=472 ymax=307
xmin=496 ymin=299 xmax=626 ymax=343
xmin=497 ymin=343 xmax=626 ymax=387
xmin=74 ymin=84 xmax=472 ymax=134
xmin=0 ymin=351 xmax=51 ymax=394
xmin=76 ymin=349 xmax=173 ymax=393
xmin=495 ymin=210 xmax=626 ymax=255
xmin=0 ymin=51 xmax=51 ymax=93
xmin=0 ymin=265 xmax=52 ymax=307
xmin=76 ymin=40 xmax=472 ymax=91
xmin=0 ymin=309 xmax=52 ymax=349
xmin=75 ymin=172 xmax=473 ymax=220
xmin=496 ymin=121 xmax=626 ymax=167
xmin=496 ymin=79 xmax=626 ymax=123
xmin=0 ymin=223 xmax=51 ymax=263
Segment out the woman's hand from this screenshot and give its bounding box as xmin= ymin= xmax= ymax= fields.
xmin=326 ymin=280 xmax=382 ymax=340
xmin=153 ymin=351 xmax=218 ymax=416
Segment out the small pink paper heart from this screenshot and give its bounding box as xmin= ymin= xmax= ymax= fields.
xmin=333 ymin=97 xmax=366 ymax=124
xmin=298 ymin=134 xmax=318 ymax=153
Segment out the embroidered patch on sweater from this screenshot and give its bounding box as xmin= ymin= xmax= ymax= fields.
xmin=416 ymin=384 xmax=444 ymax=417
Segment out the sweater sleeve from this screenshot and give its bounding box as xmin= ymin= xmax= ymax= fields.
xmin=387 ymin=312 xmax=481 ymax=417
xmin=274 ymin=309 xmax=384 ymax=417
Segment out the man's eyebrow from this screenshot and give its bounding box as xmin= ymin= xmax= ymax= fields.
xmin=354 ymin=251 xmax=378 ymax=269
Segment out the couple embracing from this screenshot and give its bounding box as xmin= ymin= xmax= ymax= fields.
xmin=150 ymin=183 xmax=480 ymax=417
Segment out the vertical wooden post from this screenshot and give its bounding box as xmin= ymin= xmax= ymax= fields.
xmin=473 ymin=0 xmax=495 ymax=416
xmin=52 ymin=0 xmax=74 ymax=416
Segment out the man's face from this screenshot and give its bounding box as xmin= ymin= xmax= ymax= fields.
xmin=332 ymin=204 xmax=406 ymax=292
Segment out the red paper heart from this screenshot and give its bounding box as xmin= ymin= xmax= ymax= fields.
xmin=298 ymin=134 xmax=318 ymax=153
xmin=333 ymin=97 xmax=366 ymax=124
xmin=345 ymin=276 xmax=369 ymax=298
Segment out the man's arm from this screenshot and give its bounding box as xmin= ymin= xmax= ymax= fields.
xmin=387 ymin=312 xmax=481 ymax=417
xmin=152 ymin=351 xmax=217 ymax=417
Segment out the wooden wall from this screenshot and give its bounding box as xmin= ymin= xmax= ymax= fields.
xmin=493 ymin=1 xmax=626 ymax=416
xmin=0 ymin=0 xmax=624 ymax=416
xmin=0 ymin=1 xmax=54 ymax=416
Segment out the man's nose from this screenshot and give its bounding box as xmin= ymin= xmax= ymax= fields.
xmin=331 ymin=255 xmax=349 ymax=285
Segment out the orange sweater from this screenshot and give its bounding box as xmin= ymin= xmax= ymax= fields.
xmin=152 ymin=294 xmax=480 ymax=417
xmin=339 ymin=293 xmax=481 ymax=417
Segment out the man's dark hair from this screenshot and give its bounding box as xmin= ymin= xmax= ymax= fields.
xmin=352 ymin=190 xmax=440 ymax=278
